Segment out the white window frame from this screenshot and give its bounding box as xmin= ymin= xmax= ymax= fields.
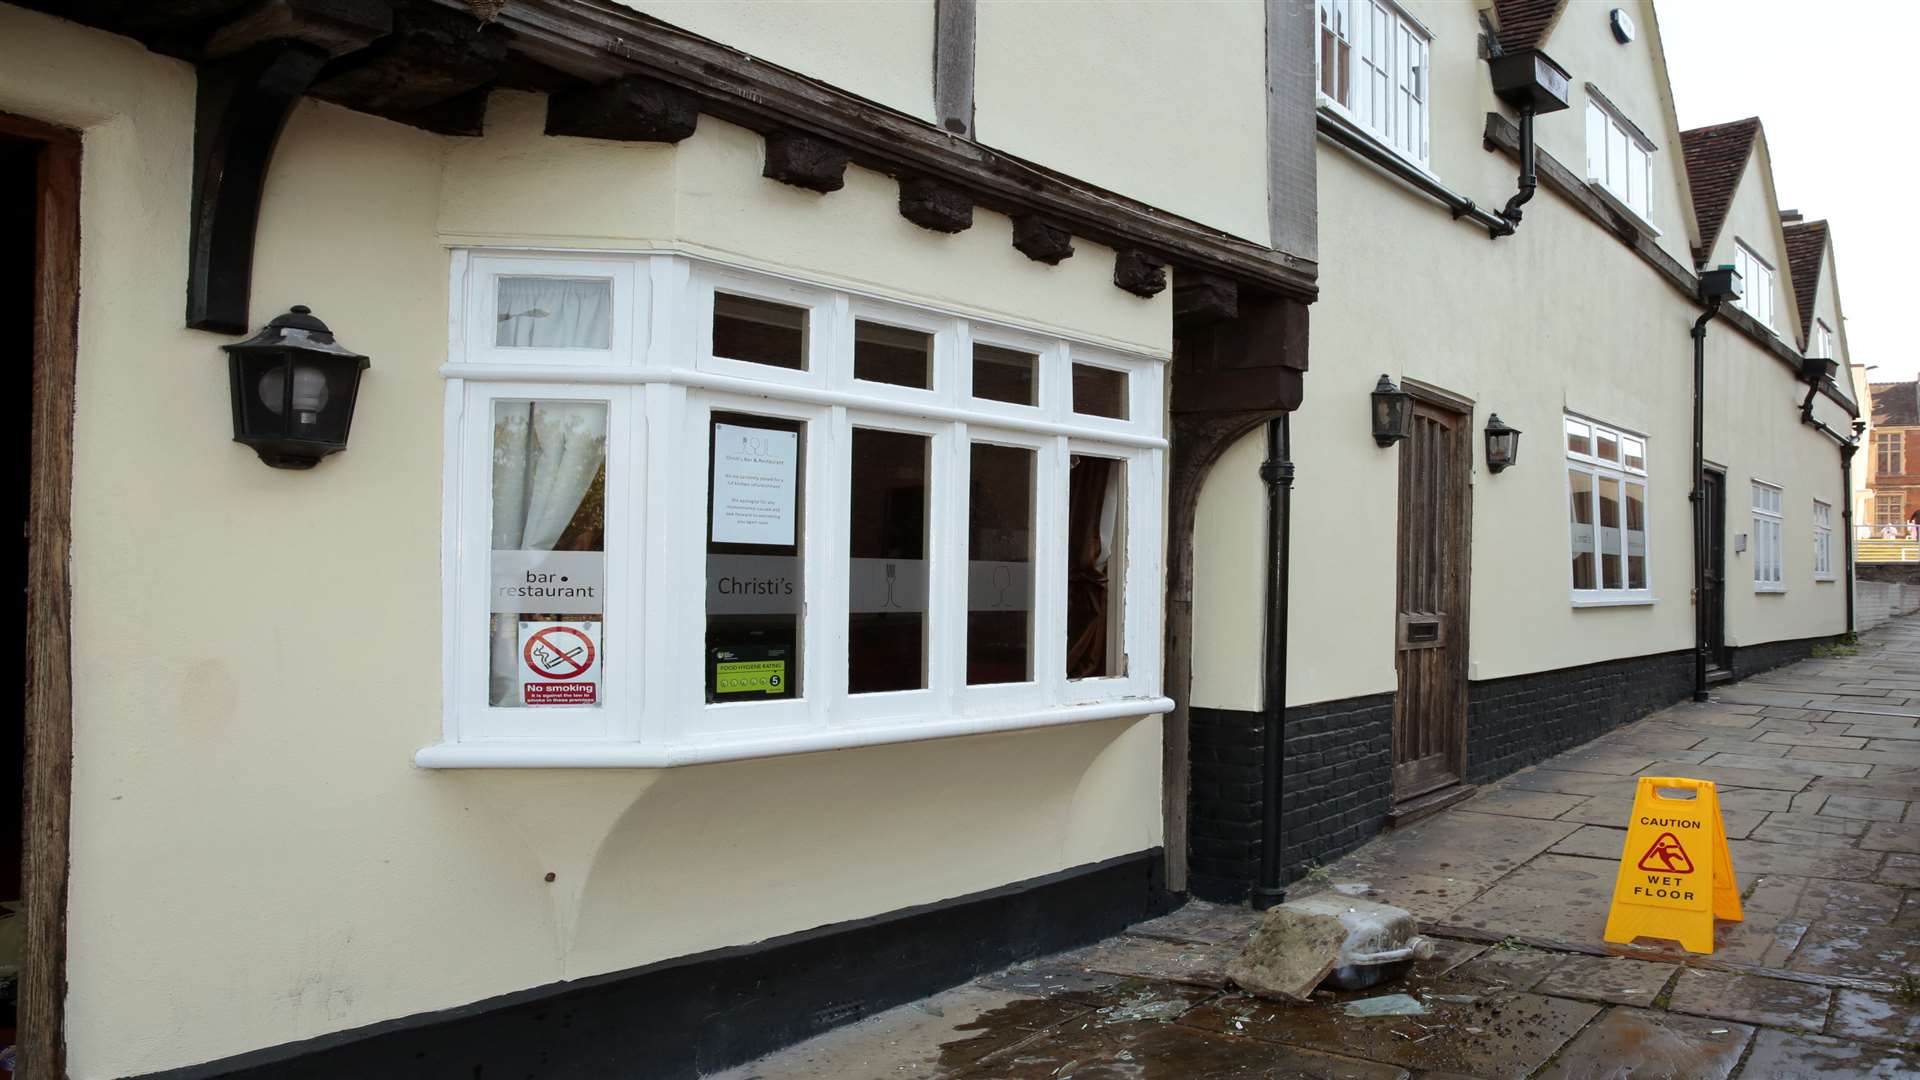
xmin=1733 ymin=241 xmax=1776 ymax=333
xmin=1877 ymin=492 xmax=1905 ymax=526
xmin=1316 ymin=0 xmax=1431 ymax=170
xmin=1812 ymin=319 xmax=1834 ymax=361
xmin=1565 ymin=415 xmax=1653 ymax=606
xmin=1753 ymin=480 xmax=1785 ymax=593
xmin=1583 ymin=92 xmax=1657 ymax=230
xmin=1813 ymin=499 xmax=1834 ymax=581
xmin=423 ymin=250 xmax=1170 ymax=768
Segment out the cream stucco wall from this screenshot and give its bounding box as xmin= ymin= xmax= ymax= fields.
xmin=1703 ymin=140 xmax=1803 ymax=351
xmin=617 ymin=0 xmax=938 ymax=122
xmin=1190 ymin=426 xmax=1267 ymax=711
xmin=974 ymin=0 xmax=1272 ymax=245
xmin=1190 ymin=0 xmax=1847 ymax=711
xmin=1 ymin=9 xmax=1169 ymax=1076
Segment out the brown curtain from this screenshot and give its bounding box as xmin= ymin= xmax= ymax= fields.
xmin=1067 ymin=457 xmax=1114 ymax=678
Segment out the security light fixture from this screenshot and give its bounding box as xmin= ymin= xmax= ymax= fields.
xmin=1484 ymin=414 xmax=1521 ymax=474
xmin=1371 ymin=375 xmax=1412 ymax=448
xmin=1699 ymin=264 xmax=1743 ymax=304
xmin=223 ymin=305 xmax=370 ymax=469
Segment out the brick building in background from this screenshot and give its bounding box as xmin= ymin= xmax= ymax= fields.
xmin=1870 ymin=381 xmax=1920 ymax=533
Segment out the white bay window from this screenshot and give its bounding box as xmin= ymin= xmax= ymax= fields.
xmin=1567 ymin=416 xmax=1651 ymax=605
xmin=1734 ymin=242 xmax=1776 ymax=333
xmin=1584 ymin=93 xmax=1655 ymax=225
xmin=423 ymin=252 xmax=1169 ymax=767
xmin=1318 ymin=0 xmax=1430 ymax=168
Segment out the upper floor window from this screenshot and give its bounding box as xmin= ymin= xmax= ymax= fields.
xmin=1733 ymin=242 xmax=1776 ymax=332
xmin=1567 ymin=416 xmax=1650 ymax=604
xmin=1584 ymin=94 xmax=1655 ymax=224
xmin=1878 ymin=432 xmax=1903 ymax=477
xmin=1877 ymin=493 xmax=1905 ymax=526
xmin=427 ymin=252 xmax=1168 ymax=766
xmin=1318 ymin=0 xmax=1430 ymax=167
xmin=1752 ymin=481 xmax=1784 ymax=592
xmin=1813 ymin=499 xmax=1834 ymax=580
xmin=1812 ymin=319 xmax=1834 ymax=360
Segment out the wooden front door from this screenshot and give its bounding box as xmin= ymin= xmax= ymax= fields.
xmin=1702 ymin=468 xmax=1727 ymax=668
xmin=1393 ymin=398 xmax=1471 ymax=799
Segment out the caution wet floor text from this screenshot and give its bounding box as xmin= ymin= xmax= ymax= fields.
xmin=1602 ymin=776 xmax=1741 ymax=954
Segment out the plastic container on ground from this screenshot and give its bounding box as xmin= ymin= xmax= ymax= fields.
xmin=1285 ymin=892 xmax=1435 ymax=991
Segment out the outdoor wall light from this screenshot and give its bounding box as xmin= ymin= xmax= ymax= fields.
xmin=1371 ymin=375 xmax=1412 ymax=447
xmin=223 ymin=305 xmax=370 ymax=469
xmin=1484 ymin=413 xmax=1522 ymax=474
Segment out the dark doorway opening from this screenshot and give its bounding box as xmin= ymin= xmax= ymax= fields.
xmin=1703 ymin=467 xmax=1729 ymax=676
xmin=1 ymin=108 xmax=79 ymax=1080
xmin=1 ymin=128 xmax=37 ymax=1071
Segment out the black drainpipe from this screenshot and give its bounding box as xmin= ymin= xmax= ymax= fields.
xmin=1690 ymin=298 xmax=1724 ymax=702
xmin=1251 ymin=415 xmax=1293 ymax=911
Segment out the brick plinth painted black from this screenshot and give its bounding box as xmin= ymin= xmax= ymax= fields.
xmin=1189 ymin=635 xmax=1840 ymax=902
xmin=1189 ymin=694 xmax=1393 ymax=903
xmin=133 ymin=850 xmax=1172 ymax=1080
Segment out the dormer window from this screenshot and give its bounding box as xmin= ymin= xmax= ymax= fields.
xmin=1812 ymin=319 xmax=1834 ymax=360
xmin=1733 ymin=241 xmax=1776 ymax=332
xmin=1317 ymin=0 xmax=1431 ymax=168
xmin=1584 ymin=92 xmax=1654 ymax=223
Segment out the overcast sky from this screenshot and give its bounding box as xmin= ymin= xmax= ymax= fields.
xmin=1655 ymin=0 xmax=1915 ymax=381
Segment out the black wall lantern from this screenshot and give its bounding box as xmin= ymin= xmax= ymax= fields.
xmin=1371 ymin=374 xmax=1412 ymax=447
xmin=1484 ymin=413 xmax=1521 ymax=473
xmin=223 ymin=305 xmax=370 ymax=469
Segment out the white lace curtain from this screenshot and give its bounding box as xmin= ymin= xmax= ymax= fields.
xmin=490 ymin=402 xmax=608 ymax=705
xmin=495 ymin=277 xmax=611 ymax=349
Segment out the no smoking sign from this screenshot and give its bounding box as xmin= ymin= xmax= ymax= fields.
xmin=518 ymin=620 xmax=600 ymax=706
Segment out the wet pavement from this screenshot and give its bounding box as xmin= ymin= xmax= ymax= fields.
xmin=710 ymin=617 xmax=1920 ymax=1079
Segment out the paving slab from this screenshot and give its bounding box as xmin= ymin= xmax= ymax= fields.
xmin=1861 ymin=822 xmax=1920 ymax=853
xmin=1448 ymin=945 xmax=1564 ymax=991
xmin=1734 ymin=1028 xmax=1918 ymax=1079
xmin=1812 ymin=776 xmax=1920 ymax=802
xmin=1828 ymin=988 xmax=1920 ymax=1046
xmin=954 ymin=1016 xmax=1408 ymax=1080
xmin=1550 ymin=748 xmax=1666 ymax=776
xmin=1702 ymin=753 xmax=1873 ymax=778
xmin=1637 ymin=762 xmax=1812 ymax=791
xmin=1712 ymin=787 xmax=1795 ymax=815
xmin=1464 ymin=787 xmax=1588 ymax=820
xmin=1883 ymin=854 xmax=1920 ymax=887
xmin=1078 ymin=934 xmax=1236 ymax=988
xmin=1788 ymin=922 xmax=1920 ymax=981
xmin=1759 ymin=731 xmax=1870 ymax=749
xmin=1743 ymin=874 xmax=1903 ymax=926
xmin=1178 ymin=985 xmax=1599 ymax=1080
xmin=1531 ymin=953 xmax=1674 ymax=1007
xmin=1127 ymin=901 xmax=1261 ymax=947
xmin=1794 ymin=745 xmax=1920 ymax=768
xmin=1665 ymin=968 xmax=1831 ymax=1032
xmin=1758 ymin=812 xmax=1869 ymax=838
xmin=1532 ymin=1007 xmax=1751 ymax=1080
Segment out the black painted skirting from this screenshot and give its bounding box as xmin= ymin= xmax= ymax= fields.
xmin=1189 ymin=633 xmax=1841 ymax=903
xmin=135 ymin=850 xmax=1173 ymax=1080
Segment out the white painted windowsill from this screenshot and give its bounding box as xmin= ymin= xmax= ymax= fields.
xmin=1570 ymin=595 xmax=1658 ymax=609
xmin=414 ymin=696 xmax=1175 ymax=769
xmin=1755 ymin=586 xmax=1788 ymax=595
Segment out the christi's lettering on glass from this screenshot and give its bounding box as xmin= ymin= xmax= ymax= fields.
xmin=707 ymin=413 xmax=804 ymax=701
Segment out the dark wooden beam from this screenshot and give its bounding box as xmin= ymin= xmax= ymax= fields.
xmin=203 ymin=0 xmax=395 ymax=59
xmin=762 ymin=131 xmax=848 ymax=193
xmin=308 ymin=2 xmax=508 ymax=114
xmin=933 ymin=0 xmax=976 ymax=137
xmin=1011 ymin=214 xmax=1073 ymax=264
xmin=446 ymin=0 xmax=1317 ymax=302
xmin=899 ymin=176 xmax=973 ymax=233
xmin=1114 ymin=249 xmax=1167 ymax=298
xmin=545 ymin=75 xmax=699 ymax=143
xmin=188 ymin=42 xmax=333 ymax=332
xmin=1174 ymin=273 xmax=1238 ymax=326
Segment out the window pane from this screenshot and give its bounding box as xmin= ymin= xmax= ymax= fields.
xmin=496 ymin=277 xmax=611 ymax=349
xmin=849 ymin=429 xmax=929 ymax=694
xmin=714 ymin=293 xmax=807 ymax=370
xmin=1585 ymin=101 xmax=1606 ymax=180
xmin=973 ymin=343 xmax=1038 ymax=405
xmin=1607 ymin=125 xmax=1627 ymax=192
xmin=1068 ymin=456 xmax=1127 ymax=679
xmin=1072 ymin=364 xmax=1128 ymax=419
xmin=1596 ymin=429 xmax=1620 ymax=463
xmin=1626 ymin=481 xmax=1648 ymax=590
xmin=1598 ymin=475 xmax=1623 ymax=590
xmin=854 ymin=320 xmax=932 ymax=389
xmin=1566 ymin=419 xmax=1591 ymax=456
xmin=968 ymin=443 xmax=1034 ymax=685
xmin=1569 ymin=469 xmax=1596 ymax=590
xmin=707 ymin=413 xmax=804 ymax=702
xmin=1621 ymin=437 xmax=1645 ymax=471
xmin=490 ymin=401 xmax=608 ymax=708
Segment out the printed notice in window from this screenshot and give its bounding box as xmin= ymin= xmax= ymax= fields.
xmin=711 ymin=422 xmax=798 ymax=546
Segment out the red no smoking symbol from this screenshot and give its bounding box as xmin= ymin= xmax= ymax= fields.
xmin=524 ymin=626 xmax=595 ymax=680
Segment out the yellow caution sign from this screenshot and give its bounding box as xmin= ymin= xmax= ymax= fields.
xmin=1603 ymin=776 xmax=1742 ymax=954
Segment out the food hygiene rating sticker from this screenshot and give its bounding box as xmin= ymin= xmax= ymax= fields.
xmin=519 ymin=620 xmax=599 ymax=706
xmin=715 ymin=660 xmax=786 ymax=695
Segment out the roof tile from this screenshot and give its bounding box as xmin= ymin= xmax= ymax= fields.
xmin=1679 ymin=118 xmax=1761 ymax=268
xmin=1492 ymin=0 xmax=1565 ymax=51
xmin=1782 ymin=220 xmax=1828 ymax=341
xmin=1872 ymin=383 xmax=1918 ymax=428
